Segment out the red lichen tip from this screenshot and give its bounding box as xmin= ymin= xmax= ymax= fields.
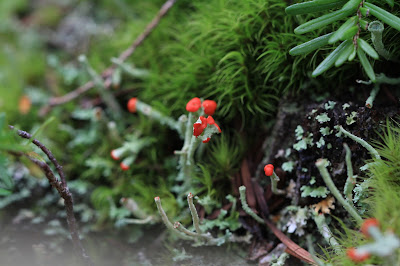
xmin=264 ymin=164 xmax=274 ymax=176
xmin=154 ymin=196 xmax=160 ymax=201
xmin=202 ymin=100 xmax=217 ymax=115
xmin=206 ymin=116 xmax=221 ymax=133
xmin=347 ymin=248 xmax=370 ymax=262
xmin=193 ymin=116 xmax=208 ymax=137
xmin=186 ymin=97 xmax=202 ymax=112
xmin=361 ymin=218 xmax=380 ymax=238
xmin=120 ymin=162 xmax=130 ymax=171
xmin=127 ymin=97 xmax=138 ymax=113
xmin=110 ymin=150 xmax=120 ymax=160
xmin=174 ymin=222 xmax=181 ymax=229
xmin=202 ymin=138 xmax=211 ymax=143
xmin=188 ymin=192 xmax=193 ymax=198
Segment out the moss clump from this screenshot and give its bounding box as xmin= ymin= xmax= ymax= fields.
xmin=139 ymin=0 xmax=306 ymax=123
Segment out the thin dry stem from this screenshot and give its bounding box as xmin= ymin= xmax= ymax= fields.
xmin=9 ymin=125 xmax=67 ymax=187
xmin=47 ymin=0 xmax=177 ymax=107
xmin=8 ymin=128 xmax=92 ymax=265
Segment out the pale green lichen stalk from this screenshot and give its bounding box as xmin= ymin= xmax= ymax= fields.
xmin=238 ymin=186 xmax=265 ymax=224
xmin=339 ymin=126 xmax=381 ymax=160
xmin=270 ymin=172 xmax=286 ymax=195
xmin=368 ymin=21 xmax=391 ymax=60
xmin=187 ymin=193 xmax=202 ymax=234
xmin=79 ymin=55 xmax=122 ymax=121
xmin=135 ymin=100 xmax=182 ymax=134
xmin=154 ymin=194 xmax=234 ymax=246
xmin=312 ymin=213 xmax=341 ymax=254
xmin=154 ymin=196 xmax=193 ymax=240
xmin=343 ymin=143 xmax=356 ymax=202
xmin=316 ymin=159 xmax=363 ymax=224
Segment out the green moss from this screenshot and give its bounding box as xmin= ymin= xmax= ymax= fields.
xmin=139 ymin=0 xmax=303 ymax=122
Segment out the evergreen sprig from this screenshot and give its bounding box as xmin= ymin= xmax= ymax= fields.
xmin=287 ymin=0 xmax=400 ymax=82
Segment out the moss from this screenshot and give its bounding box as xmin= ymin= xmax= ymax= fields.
xmin=139 ymin=0 xmax=303 ymax=122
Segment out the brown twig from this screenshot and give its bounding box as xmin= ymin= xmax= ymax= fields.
xmin=251 ymin=181 xmax=316 ymax=265
xmin=9 ymin=125 xmax=67 ymax=187
xmin=9 ymin=127 xmax=92 ymax=265
xmin=47 ymin=0 xmax=177 ymax=107
xmin=241 ymin=159 xmax=257 ymax=208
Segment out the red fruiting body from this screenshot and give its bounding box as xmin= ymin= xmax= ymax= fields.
xmin=154 ymin=196 xmax=160 ymax=201
xmin=193 ymin=116 xmax=207 ymax=136
xmin=120 ymin=162 xmax=130 ymax=171
xmin=110 ymin=150 xmax=120 ymax=160
xmin=206 ymin=116 xmax=221 ymax=132
xmin=186 ymin=97 xmax=202 ymax=112
xmin=202 ymin=138 xmax=211 ymax=143
xmin=346 ymin=248 xmax=370 ymax=262
xmin=264 ymin=164 xmax=274 ymax=176
xmin=361 ymin=218 xmax=379 ymax=238
xmin=202 ymin=100 xmax=217 ymax=115
xmin=127 ymin=98 xmax=137 ymax=113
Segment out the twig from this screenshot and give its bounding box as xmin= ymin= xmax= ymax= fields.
xmin=243 ymin=184 xmax=316 ymax=265
xmin=24 ymin=156 xmax=92 ymax=265
xmin=240 ymin=185 xmax=315 ymax=264
xmin=9 ymin=125 xmax=67 ymax=187
xmin=48 ymin=0 xmax=177 ymax=107
xmin=9 ymin=140 xmax=92 ymax=265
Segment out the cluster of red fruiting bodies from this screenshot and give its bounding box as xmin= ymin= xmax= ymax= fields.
xmin=186 ymin=97 xmax=221 ymax=141
xmin=111 ymin=97 xmax=221 ymax=170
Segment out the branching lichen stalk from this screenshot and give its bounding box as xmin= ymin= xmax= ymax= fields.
xmin=339 ymin=126 xmax=381 ymax=160
xmin=154 ymin=197 xmax=193 ymax=240
xmin=174 ymin=222 xmax=199 ymax=237
xmin=187 ymin=193 xmax=202 ymax=234
xmin=316 ymin=159 xmax=363 ymax=224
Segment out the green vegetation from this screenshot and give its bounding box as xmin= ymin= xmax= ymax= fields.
xmin=1 ymin=0 xmax=400 ymax=265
